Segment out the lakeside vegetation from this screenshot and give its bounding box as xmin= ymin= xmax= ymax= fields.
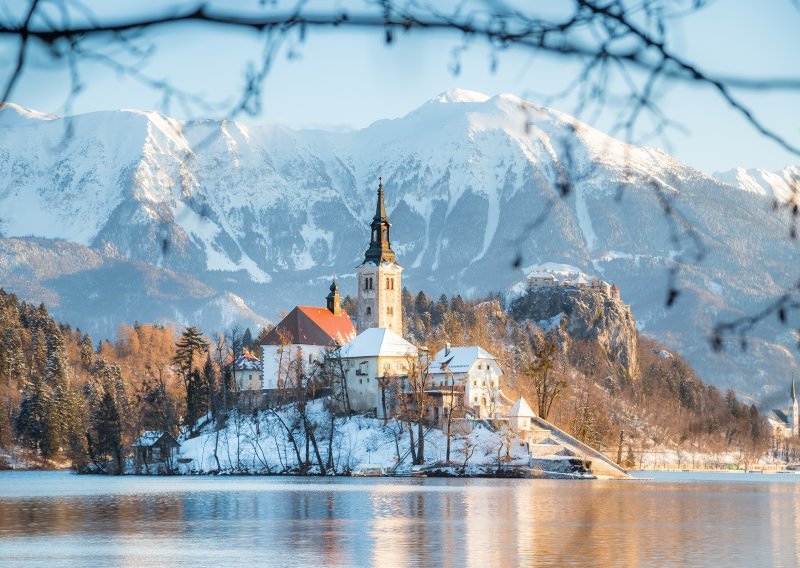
xmin=0 ymin=287 xmax=778 ymax=472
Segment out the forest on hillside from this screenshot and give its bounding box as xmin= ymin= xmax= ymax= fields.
xmin=0 ymin=286 xmax=782 ymax=472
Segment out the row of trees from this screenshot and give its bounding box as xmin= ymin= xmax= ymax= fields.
xmin=0 ymin=285 xmax=773 ymax=472
xmin=0 ymin=289 xmax=263 ymax=471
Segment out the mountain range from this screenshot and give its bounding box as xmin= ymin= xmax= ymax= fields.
xmin=1 ymin=89 xmax=798 ymax=405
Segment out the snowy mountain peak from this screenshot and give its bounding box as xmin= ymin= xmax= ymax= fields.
xmin=713 ymin=166 xmax=799 ymax=201
xmin=430 ymin=88 xmax=490 ymax=104
xmin=0 ymin=102 xmax=57 ymax=126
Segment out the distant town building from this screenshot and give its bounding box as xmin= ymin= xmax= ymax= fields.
xmin=769 ymin=379 xmax=799 ymax=439
xmin=526 ymin=269 xmax=620 ymax=300
xmin=527 ymin=271 xmax=557 ymax=289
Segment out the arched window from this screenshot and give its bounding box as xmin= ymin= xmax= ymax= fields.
xmin=366 ymin=306 xmax=372 ymax=316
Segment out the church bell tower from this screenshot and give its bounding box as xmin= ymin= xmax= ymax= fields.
xmin=791 ymin=378 xmax=799 ymax=437
xmin=356 ymin=177 xmax=403 ymax=333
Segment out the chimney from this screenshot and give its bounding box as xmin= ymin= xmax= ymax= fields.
xmin=445 ymin=342 xmax=451 ymax=357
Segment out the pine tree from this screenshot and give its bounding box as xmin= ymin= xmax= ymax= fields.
xmin=14 ymin=372 xmax=54 ymax=460
xmin=242 ymin=328 xmax=253 ymax=350
xmin=80 ymin=334 xmax=95 ymax=369
xmin=173 ymin=326 xmax=206 ymax=378
xmin=173 ymin=326 xmax=207 ymax=428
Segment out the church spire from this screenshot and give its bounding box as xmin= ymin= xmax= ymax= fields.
xmin=363 ymin=177 xmax=396 ymax=264
xmin=792 ymin=377 xmax=797 ymax=404
xmin=374 ymin=176 xmax=387 ymax=222
xmin=326 ymin=277 xmax=341 ymax=315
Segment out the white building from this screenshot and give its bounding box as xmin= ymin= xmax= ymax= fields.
xmin=339 ymin=327 xmax=418 ymax=416
xmin=229 ymin=349 xmax=263 ymax=391
xmin=527 ymin=271 xmax=558 ymax=289
xmin=507 ymin=397 xmax=537 ymax=432
xmin=427 ymin=345 xmax=504 ymax=419
xmin=258 ymin=280 xmax=356 ymax=390
xmin=770 ymin=379 xmax=799 ymax=439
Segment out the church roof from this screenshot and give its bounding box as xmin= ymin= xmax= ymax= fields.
xmin=260 ymin=306 xmax=356 ymax=347
xmin=508 ymin=397 xmax=536 ymax=418
xmin=771 ymin=408 xmax=789 ymax=426
xmin=429 ymin=346 xmax=499 ymax=374
xmin=340 ymin=327 xmax=417 ymax=359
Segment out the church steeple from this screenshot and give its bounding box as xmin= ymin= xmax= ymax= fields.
xmin=363 ymin=177 xmax=396 ymax=265
xmin=792 ymin=377 xmax=797 ymax=404
xmin=326 ymin=277 xmax=342 ymax=316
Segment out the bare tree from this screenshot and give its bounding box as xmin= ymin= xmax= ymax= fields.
xmin=527 ymin=335 xmax=567 ymax=421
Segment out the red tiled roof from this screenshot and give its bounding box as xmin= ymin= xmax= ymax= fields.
xmin=260 ymin=306 xmax=356 ymax=347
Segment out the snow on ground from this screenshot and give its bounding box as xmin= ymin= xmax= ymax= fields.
xmin=174 ymin=400 xmax=528 ymax=474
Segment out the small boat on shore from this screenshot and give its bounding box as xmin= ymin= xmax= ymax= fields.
xmin=351 ymin=464 xmax=385 ymax=477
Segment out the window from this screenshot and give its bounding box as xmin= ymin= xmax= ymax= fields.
xmin=308 ymin=354 xmax=312 ymax=364
xmin=386 ymin=277 xmax=390 ymax=289
xmin=359 ymin=378 xmax=363 ymax=384
xmin=387 ymin=306 xmax=393 ymax=315
xmin=366 ymin=306 xmax=372 ymax=316
xmin=473 ymin=380 xmax=477 ymax=386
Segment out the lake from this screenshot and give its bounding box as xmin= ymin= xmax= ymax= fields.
xmin=1 ymin=471 xmax=799 ymax=567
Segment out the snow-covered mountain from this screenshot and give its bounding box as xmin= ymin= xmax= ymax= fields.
xmin=1 ymin=92 xmax=798 ymax=404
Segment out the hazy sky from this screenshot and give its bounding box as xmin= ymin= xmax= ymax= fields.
xmin=4 ymin=0 xmax=799 ymax=173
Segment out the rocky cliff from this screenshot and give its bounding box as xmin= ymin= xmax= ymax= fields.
xmin=510 ymin=286 xmax=639 ymax=380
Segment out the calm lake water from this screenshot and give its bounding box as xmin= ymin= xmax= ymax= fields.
xmin=1 ymin=471 xmax=799 ymax=567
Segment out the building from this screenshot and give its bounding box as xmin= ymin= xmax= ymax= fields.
xmin=769 ymin=378 xmax=799 ymax=439
xmin=356 ymin=177 xmax=403 ymax=333
xmin=507 ymin=397 xmax=537 ymax=432
xmin=427 ymin=345 xmax=504 ymax=419
xmin=132 ymin=430 xmax=180 ymax=472
xmin=229 ymin=349 xmax=262 ymax=391
xmin=258 ymin=280 xmax=356 ymax=390
xmin=340 ymin=327 xmax=418 ymax=416
xmin=527 ymin=271 xmax=557 ymax=289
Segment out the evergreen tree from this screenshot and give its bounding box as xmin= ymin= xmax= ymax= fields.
xmin=414 ymin=291 xmax=431 ymax=315
xmin=14 ymin=372 xmax=52 ymax=459
xmin=80 ymin=334 xmax=95 ymax=369
xmin=242 ymin=328 xmax=253 ymax=350
xmin=85 ymin=362 xmax=127 ymax=473
xmin=173 ymin=327 xmax=208 ymax=428
xmin=173 ymin=326 xmax=206 ymax=378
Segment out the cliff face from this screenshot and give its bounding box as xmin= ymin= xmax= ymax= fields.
xmin=510 ymin=286 xmax=639 ymax=380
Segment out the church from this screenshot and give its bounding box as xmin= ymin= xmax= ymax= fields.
xmin=769 ymin=379 xmax=799 ymax=439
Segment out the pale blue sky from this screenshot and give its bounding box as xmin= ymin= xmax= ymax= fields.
xmin=4 ymin=0 xmax=799 ymax=173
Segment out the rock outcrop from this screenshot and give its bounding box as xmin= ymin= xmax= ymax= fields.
xmin=510 ymin=286 xmax=639 ymax=380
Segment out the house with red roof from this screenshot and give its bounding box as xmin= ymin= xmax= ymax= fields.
xmin=258 ymin=280 xmax=357 ymax=390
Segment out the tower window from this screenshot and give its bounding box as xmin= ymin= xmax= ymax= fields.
xmin=386 ymin=277 xmax=390 ymax=289
xmin=387 ymin=306 xmax=393 ymax=315
xmin=366 ymin=306 xmax=372 ymax=316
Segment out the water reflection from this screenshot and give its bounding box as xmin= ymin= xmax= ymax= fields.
xmin=1 ymin=472 xmax=800 ymax=566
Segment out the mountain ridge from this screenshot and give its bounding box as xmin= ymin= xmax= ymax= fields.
xmin=1 ymin=91 xmax=798 ymax=404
